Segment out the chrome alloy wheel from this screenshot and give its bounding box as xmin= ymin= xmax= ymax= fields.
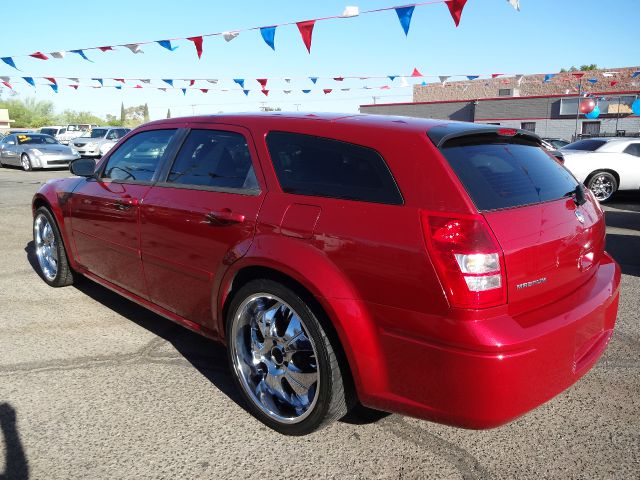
xmin=34 ymin=213 xmax=58 ymax=281
xmin=230 ymin=294 xmax=320 ymax=424
xmin=589 ymin=174 xmax=614 ymax=202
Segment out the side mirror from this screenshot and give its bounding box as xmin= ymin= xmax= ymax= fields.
xmin=70 ymin=158 xmax=96 ymax=177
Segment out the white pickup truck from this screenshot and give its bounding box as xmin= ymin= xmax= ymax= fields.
xmin=56 ymin=124 xmax=97 ymax=145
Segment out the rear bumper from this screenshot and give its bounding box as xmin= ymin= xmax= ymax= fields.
xmin=338 ymin=254 xmax=620 ymax=428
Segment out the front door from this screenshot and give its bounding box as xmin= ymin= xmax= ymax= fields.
xmin=69 ymin=128 xmax=179 ymax=298
xmin=139 ymin=126 xmax=265 ymax=332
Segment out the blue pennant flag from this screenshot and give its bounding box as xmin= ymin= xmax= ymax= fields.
xmin=23 ymin=77 xmax=35 ymax=87
xmin=309 ymin=77 xmax=318 ymax=84
xmin=1 ymin=57 xmax=18 ymax=70
xmin=302 ymin=89 xmax=311 ymax=94
xmin=395 ymin=6 xmax=415 ymax=36
xmin=543 ymin=74 xmax=555 ymax=83
xmin=71 ymin=49 xmax=93 ymax=62
xmin=421 ymin=81 xmax=427 ymax=86
xmin=233 ymin=78 xmax=245 ymax=88
xmin=260 ymin=26 xmax=276 ymax=50
xmin=388 ymin=76 xmax=397 ymax=81
xmin=632 ymin=70 xmax=640 ymax=78
xmin=115 ymin=85 xmax=122 ymax=90
xmin=49 ymin=84 xmax=58 ymax=93
xmin=467 ymin=75 xmax=479 ymax=80
xmin=162 ymin=79 xmax=174 ymax=87
xmin=587 ymin=78 xmax=598 ymax=84
xmin=92 ymin=78 xmax=104 ymax=86
xmin=243 ymin=89 xmax=250 ymax=96
xmin=181 ymin=88 xmax=187 ymax=95
xmin=157 ymin=40 xmax=178 ymax=51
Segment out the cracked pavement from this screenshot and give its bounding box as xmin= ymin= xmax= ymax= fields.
xmin=1 ymin=168 xmax=639 ymax=479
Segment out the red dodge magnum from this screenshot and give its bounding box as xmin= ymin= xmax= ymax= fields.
xmin=32 ymin=113 xmax=620 ymax=435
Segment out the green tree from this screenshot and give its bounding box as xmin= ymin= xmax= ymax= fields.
xmin=58 ymin=110 xmax=103 ymax=125
xmin=0 ymin=97 xmax=56 ymax=127
xmin=143 ymin=103 xmax=150 ymax=123
xmin=120 ymin=102 xmax=126 ymax=124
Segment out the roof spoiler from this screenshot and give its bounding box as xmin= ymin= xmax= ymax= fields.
xmin=427 ymin=123 xmax=542 ymax=148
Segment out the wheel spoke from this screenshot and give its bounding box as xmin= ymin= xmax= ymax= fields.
xmin=284 ymin=364 xmax=317 ymax=397
xmin=263 ymin=369 xmax=290 ymax=403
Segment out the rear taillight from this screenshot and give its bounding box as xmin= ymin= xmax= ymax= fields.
xmin=421 ymin=212 xmax=507 ymax=309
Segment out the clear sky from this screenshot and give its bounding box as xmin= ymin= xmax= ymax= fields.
xmin=0 ymin=0 xmax=638 ymax=120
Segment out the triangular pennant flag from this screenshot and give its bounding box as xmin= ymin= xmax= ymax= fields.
xmin=466 ymin=75 xmax=479 ymax=80
xmin=611 ymin=81 xmax=619 ymax=87
xmin=243 ymin=89 xmax=250 ymax=96
xmin=124 ymin=44 xmax=144 ymax=54
xmin=395 ymin=6 xmax=415 ymax=36
xmin=380 ymin=86 xmax=391 ymax=90
xmin=439 ymin=75 xmax=450 ymax=84
xmin=181 ymin=88 xmax=187 ymax=95
xmin=341 ymin=88 xmax=351 ymax=91
xmin=134 ymin=85 xmax=143 ymax=89
xmin=114 ymin=78 xmax=125 ymax=83
xmin=140 ymin=79 xmax=151 ymax=84
xmin=342 ymin=6 xmax=359 ymax=17
xmin=157 ymin=40 xmax=178 ymax=51
xmin=49 ymin=84 xmax=58 ymax=93
xmin=200 ymin=88 xmax=209 ymax=93
xmin=491 ymin=73 xmax=503 ymax=78
xmin=67 ymin=77 xmax=80 ymax=83
xmin=388 ymin=76 xmax=397 ymax=81
xmin=296 ymin=20 xmax=315 ymax=53
xmin=0 ymin=76 xmax=9 ymax=82
xmin=446 ymin=0 xmax=468 ymax=27
xmin=261 ymin=90 xmax=270 ymax=96
xmin=587 ymin=78 xmax=598 ymax=84
xmin=29 ymin=51 xmax=49 ymax=60
xmin=115 ymin=85 xmax=122 ymax=90
xmin=302 ymin=89 xmax=311 ymax=94
xmin=631 ymin=71 xmax=640 ymax=78
xmin=163 ymin=79 xmax=174 ymax=87
xmin=50 ymin=51 xmax=66 ymax=59
xmin=71 ymin=50 xmax=93 ymax=62
xmin=98 ymin=46 xmax=114 ymax=52
xmin=187 ymin=36 xmax=204 ymax=59
xmin=507 ymin=0 xmax=520 ymax=10
xmin=359 ymin=77 xmax=369 ymax=80
xmin=572 ymin=72 xmax=585 ymax=79
xmin=411 ymin=68 xmax=423 ymax=77
xmin=260 ymin=26 xmax=276 ymax=50
xmin=207 ymin=79 xmax=218 ymax=84
xmin=1 ymin=57 xmax=18 ymax=70
xmin=234 ymin=79 xmax=245 ymax=88
xmin=309 ymin=77 xmax=318 ymax=84
xmin=69 ymin=85 xmax=79 ymax=90
xmin=2 ymin=81 xmax=13 ymax=89
xmin=333 ymin=77 xmax=345 ymax=82
xmin=283 ymin=90 xmax=292 ymax=94
xmin=257 ymin=78 xmax=268 ymax=88
xmin=45 ymin=77 xmax=57 ymax=85
xmin=420 ymin=82 xmax=427 ymax=86
xmin=187 ymin=80 xmax=195 ymax=86
xmin=92 ymin=78 xmax=104 ymax=86
xmin=23 ymin=77 xmax=35 ymax=87
xmin=543 ymin=74 xmax=556 ymax=83
xmin=323 ymin=89 xmax=332 ymax=94
xmin=284 ymin=78 xmax=291 ymax=83
xmin=223 ymin=31 xmax=239 ymax=42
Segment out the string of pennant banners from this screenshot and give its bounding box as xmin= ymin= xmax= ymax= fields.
xmin=0 ymin=0 xmax=526 ymax=70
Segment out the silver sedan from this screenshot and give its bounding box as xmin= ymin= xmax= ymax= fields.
xmin=0 ymin=133 xmax=80 ymax=171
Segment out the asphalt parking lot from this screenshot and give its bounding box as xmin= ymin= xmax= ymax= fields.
xmin=1 ymin=167 xmax=638 ymax=480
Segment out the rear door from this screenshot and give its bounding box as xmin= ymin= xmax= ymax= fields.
xmin=139 ymin=126 xmax=264 ymax=330
xmin=438 ymin=135 xmax=606 ymax=315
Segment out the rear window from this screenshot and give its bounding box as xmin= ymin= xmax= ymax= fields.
xmin=266 ymin=132 xmax=403 ymax=205
xmin=563 ymin=139 xmax=607 ymax=151
xmin=441 ymin=142 xmax=579 ymax=211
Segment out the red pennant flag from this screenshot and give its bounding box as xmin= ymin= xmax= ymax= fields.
xmin=446 ymin=0 xmax=468 ymax=27
xmin=187 ymin=36 xmax=204 ymax=59
xmin=200 ymin=88 xmax=209 ymax=93
xmin=257 ymin=78 xmax=268 ymax=88
xmin=572 ymin=72 xmax=585 ymax=79
xmin=135 ymin=85 xmax=143 ymax=89
xmin=2 ymin=81 xmax=12 ymax=89
xmin=610 ymin=81 xmax=619 ymax=86
xmin=380 ymin=86 xmax=391 ymax=90
xmin=491 ymin=73 xmax=503 ymax=79
xmin=45 ymin=77 xmax=57 ymax=85
xmin=411 ymin=68 xmax=423 ymax=77
xmin=114 ymin=78 xmax=125 ymax=83
xmin=323 ymin=89 xmax=332 ymax=94
xmin=69 ymin=85 xmax=79 ymax=90
xmin=98 ymin=46 xmax=114 ymax=52
xmin=30 ymin=51 xmax=49 ymax=60
xmin=189 ymin=80 xmax=195 ymax=86
xmin=296 ymin=20 xmax=315 ymax=53
xmin=333 ymin=77 xmax=345 ymax=81
xmin=261 ymin=90 xmax=269 ymax=96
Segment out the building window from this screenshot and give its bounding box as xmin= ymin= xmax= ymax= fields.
xmin=498 ymin=89 xmax=512 ymax=96
xmin=521 ymin=122 xmax=536 ymax=132
xmin=582 ymin=121 xmax=601 ymax=137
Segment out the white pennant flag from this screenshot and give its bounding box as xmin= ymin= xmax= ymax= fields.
xmin=206 ymin=79 xmax=218 ymax=84
xmin=0 ymin=76 xmax=9 ymax=82
xmin=140 ymin=79 xmax=151 ymax=84
xmin=50 ymin=51 xmax=66 ymax=59
xmin=507 ymin=0 xmax=520 ymax=11
xmin=439 ymin=75 xmax=450 ymax=85
xmin=284 ymin=78 xmax=291 ymax=83
xmin=342 ymin=6 xmax=359 ymax=17
xmin=283 ymin=90 xmax=292 ymax=94
xmin=223 ymin=31 xmax=239 ymax=42
xmin=68 ymin=77 xmax=80 ymax=83
xmin=124 ymin=44 xmax=144 ymax=54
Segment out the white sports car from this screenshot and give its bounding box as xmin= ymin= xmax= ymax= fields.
xmin=561 ymin=138 xmax=640 ymax=202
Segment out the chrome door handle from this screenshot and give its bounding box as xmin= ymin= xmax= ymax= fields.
xmin=114 ymin=197 xmax=139 ymax=210
xmin=205 ymin=209 xmax=245 ymax=225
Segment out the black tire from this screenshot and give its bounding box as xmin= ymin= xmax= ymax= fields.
xmin=21 ymin=153 xmax=32 ymax=171
xmin=586 ymin=171 xmax=617 ymax=203
xmin=226 ymin=278 xmax=352 ymax=435
xmin=33 ymin=207 xmax=74 ymax=287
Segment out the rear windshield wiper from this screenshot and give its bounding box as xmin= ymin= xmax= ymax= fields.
xmin=564 ymin=184 xmax=587 ymax=206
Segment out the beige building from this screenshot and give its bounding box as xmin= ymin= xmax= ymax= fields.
xmin=0 ymin=109 xmax=14 ymax=131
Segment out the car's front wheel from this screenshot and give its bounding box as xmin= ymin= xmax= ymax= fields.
xmin=587 ymin=171 xmax=617 ymax=202
xmin=21 ymin=154 xmax=32 ymax=171
xmin=227 ymin=279 xmax=352 ymax=435
xmin=33 ymin=207 xmax=74 ymax=287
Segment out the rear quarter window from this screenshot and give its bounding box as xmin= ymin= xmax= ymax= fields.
xmin=441 ymin=142 xmax=579 ymax=211
xmin=265 ymin=132 xmax=403 ymax=205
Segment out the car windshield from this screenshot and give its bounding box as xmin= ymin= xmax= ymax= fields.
xmin=17 ymin=134 xmax=58 ymax=145
xmin=87 ymin=129 xmax=108 ymax=138
xmin=563 ymin=139 xmax=607 ymax=151
xmin=40 ymin=128 xmax=59 ymax=136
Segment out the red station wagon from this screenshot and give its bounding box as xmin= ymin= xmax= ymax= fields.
xmin=32 ymin=113 xmax=620 ymax=435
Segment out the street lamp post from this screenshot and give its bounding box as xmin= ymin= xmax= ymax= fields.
xmin=574 ymin=77 xmax=583 ymax=141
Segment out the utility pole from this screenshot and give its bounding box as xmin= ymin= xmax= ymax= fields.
xmin=190 ymin=104 xmax=196 ymax=115
xmin=372 ymin=96 xmax=379 ymax=104
xmin=294 ymin=103 xmax=301 ymax=111
xmin=574 ymin=77 xmax=583 ymax=141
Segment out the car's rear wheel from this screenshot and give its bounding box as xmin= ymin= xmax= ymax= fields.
xmin=21 ymin=154 xmax=32 ymax=171
xmin=33 ymin=207 xmax=74 ymax=287
xmin=227 ymin=279 xmax=351 ymax=435
xmin=587 ymin=171 xmax=617 ymax=202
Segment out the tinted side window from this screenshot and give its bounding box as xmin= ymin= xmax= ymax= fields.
xmin=102 ymin=129 xmax=176 ymax=182
xmin=563 ymin=139 xmax=607 ymax=151
xmin=167 ymin=129 xmax=258 ymax=191
xmin=266 ymin=132 xmax=402 ymax=205
xmin=623 ymin=144 xmax=640 ymax=157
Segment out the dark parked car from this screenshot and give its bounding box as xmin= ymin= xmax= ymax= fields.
xmin=543 ymin=137 xmax=570 ymax=149
xmin=32 ymin=114 xmax=620 ymax=435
